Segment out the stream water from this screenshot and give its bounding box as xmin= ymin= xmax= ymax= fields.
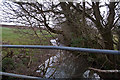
xmin=36 ymin=39 xmax=100 ymax=79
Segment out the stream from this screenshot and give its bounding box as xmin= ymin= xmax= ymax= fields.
xmin=36 ymin=39 xmax=100 ymax=79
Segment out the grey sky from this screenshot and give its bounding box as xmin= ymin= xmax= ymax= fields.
xmin=0 ymin=0 xmax=119 ymax=25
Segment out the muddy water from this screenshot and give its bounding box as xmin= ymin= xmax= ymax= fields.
xmin=36 ymin=39 xmax=100 ymax=79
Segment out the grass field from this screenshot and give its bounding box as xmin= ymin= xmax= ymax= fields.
xmin=1 ymin=26 xmax=57 ymax=77
xmin=2 ymin=27 xmax=55 ymax=45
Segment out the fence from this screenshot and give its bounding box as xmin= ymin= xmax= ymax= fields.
xmin=0 ymin=45 xmax=120 ymax=79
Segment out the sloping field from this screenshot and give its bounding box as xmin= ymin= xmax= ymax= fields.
xmin=2 ymin=26 xmax=55 ymax=45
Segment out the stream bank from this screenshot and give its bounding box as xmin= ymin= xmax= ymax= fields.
xmin=36 ymin=39 xmax=100 ymax=79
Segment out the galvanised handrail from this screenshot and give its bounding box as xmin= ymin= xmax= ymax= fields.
xmin=0 ymin=72 xmax=42 ymax=80
xmin=1 ymin=45 xmax=120 ymax=55
xmin=1 ymin=45 xmax=120 ymax=79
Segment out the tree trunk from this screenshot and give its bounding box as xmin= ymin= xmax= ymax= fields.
xmin=101 ymin=29 xmax=116 ymax=68
xmin=101 ymin=29 xmax=114 ymax=50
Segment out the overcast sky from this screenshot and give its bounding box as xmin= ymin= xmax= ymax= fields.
xmin=0 ymin=0 xmax=114 ymax=26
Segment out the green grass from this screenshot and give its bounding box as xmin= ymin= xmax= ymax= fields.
xmin=1 ymin=26 xmax=57 ymax=56
xmin=2 ymin=27 xmax=21 ymax=44
xmin=1 ymin=27 xmax=57 ymax=76
xmin=1 ymin=27 xmax=56 ymax=45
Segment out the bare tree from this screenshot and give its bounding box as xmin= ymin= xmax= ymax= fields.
xmin=1 ymin=0 xmax=120 ymax=70
xmin=59 ymin=1 xmax=120 ymax=66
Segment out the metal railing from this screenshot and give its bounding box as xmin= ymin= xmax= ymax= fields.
xmin=1 ymin=45 xmax=120 ymax=55
xmin=0 ymin=45 xmax=120 ymax=79
xmin=0 ymin=72 xmax=42 ymax=80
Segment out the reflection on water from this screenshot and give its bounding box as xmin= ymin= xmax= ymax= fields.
xmin=36 ymin=39 xmax=100 ymax=79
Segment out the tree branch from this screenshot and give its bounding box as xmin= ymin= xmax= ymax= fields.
xmin=106 ymin=2 xmax=116 ymax=29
